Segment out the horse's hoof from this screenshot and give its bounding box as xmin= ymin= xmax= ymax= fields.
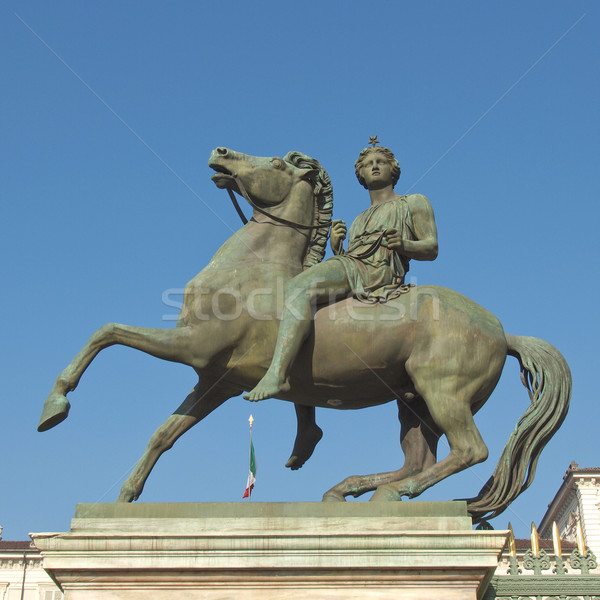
xmin=38 ymin=393 xmax=70 ymax=432
xmin=117 ymin=481 xmax=141 ymax=502
xmin=116 ymin=492 xmax=137 ymax=503
xmin=322 ymin=491 xmax=346 ymax=502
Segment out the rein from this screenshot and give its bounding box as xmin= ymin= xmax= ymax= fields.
xmin=228 ymin=175 xmax=333 ymax=231
xmin=226 ymin=174 xmax=387 ymax=261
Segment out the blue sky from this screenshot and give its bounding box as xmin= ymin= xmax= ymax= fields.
xmin=1 ymin=2 xmax=598 ymax=541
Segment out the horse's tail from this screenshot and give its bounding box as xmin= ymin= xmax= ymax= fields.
xmin=465 ymin=334 xmax=571 ymax=524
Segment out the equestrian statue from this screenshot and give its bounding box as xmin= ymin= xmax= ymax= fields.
xmin=38 ymin=140 xmax=571 ymax=524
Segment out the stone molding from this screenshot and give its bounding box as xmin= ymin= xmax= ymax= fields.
xmin=0 ymin=554 xmax=43 ymax=570
xmin=32 ymin=501 xmax=508 ymax=600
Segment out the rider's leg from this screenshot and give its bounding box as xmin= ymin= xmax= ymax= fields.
xmin=244 ymin=260 xmax=351 ymax=401
xmin=285 ymin=404 xmax=323 ymax=470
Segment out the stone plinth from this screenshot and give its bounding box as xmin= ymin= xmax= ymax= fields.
xmin=31 ymin=502 xmax=507 ymax=600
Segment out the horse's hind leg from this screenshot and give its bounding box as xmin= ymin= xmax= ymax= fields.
xmin=117 ymin=380 xmax=235 ymax=502
xmin=285 ymin=404 xmax=323 ymax=470
xmin=39 ymin=324 xmax=201 ymax=431
xmin=322 ymin=398 xmax=441 ymax=501
xmin=370 ymin=377 xmax=488 ymax=502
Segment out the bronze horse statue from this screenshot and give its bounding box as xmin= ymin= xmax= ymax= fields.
xmin=38 ymin=148 xmax=571 ymax=523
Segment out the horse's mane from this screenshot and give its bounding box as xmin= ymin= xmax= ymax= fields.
xmin=283 ymin=151 xmax=333 ymax=269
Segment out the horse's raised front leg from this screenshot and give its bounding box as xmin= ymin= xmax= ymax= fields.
xmin=285 ymin=404 xmax=323 ymax=470
xmin=39 ymin=323 xmax=203 ymax=432
xmin=322 ymin=397 xmax=441 ymax=501
xmin=117 ymin=381 xmax=236 ymax=502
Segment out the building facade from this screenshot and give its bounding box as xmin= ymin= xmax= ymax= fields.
xmin=0 ymin=538 xmax=62 ymax=600
xmin=539 ymin=462 xmax=600 ymax=558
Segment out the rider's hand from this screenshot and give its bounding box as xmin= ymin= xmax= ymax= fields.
xmin=385 ymin=228 xmax=403 ymax=251
xmin=330 ymin=219 xmax=346 ymax=255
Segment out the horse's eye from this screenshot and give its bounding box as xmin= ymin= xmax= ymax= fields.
xmin=272 ymin=158 xmax=283 ymax=169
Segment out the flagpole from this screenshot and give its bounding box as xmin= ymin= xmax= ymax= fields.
xmin=248 ymin=414 xmax=253 ymax=502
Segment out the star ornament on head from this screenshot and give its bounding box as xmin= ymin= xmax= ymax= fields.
xmin=368 ymin=136 xmax=380 ymax=147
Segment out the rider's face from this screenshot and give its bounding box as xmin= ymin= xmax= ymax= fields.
xmin=361 ymin=152 xmax=394 ymax=189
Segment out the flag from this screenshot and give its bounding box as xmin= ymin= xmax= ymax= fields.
xmin=243 ymin=414 xmax=256 ymax=499
xmin=243 ymin=438 xmax=256 ymax=498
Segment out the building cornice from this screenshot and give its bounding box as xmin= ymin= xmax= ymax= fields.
xmin=539 ymin=465 xmax=600 ymax=535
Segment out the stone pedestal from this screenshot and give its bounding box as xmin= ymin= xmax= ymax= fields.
xmin=31 ymin=502 xmax=507 ymax=600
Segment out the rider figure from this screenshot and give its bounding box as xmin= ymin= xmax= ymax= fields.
xmin=244 ymin=140 xmax=439 ymax=402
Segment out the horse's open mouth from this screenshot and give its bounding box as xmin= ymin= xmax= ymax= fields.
xmin=209 ymin=162 xmax=237 ymax=188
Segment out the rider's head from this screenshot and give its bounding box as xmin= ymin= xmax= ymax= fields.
xmin=354 ymin=146 xmax=401 ymax=189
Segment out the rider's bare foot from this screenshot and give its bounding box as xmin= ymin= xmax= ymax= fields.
xmin=285 ymin=424 xmax=323 ymax=470
xmin=243 ymin=372 xmax=290 ymax=402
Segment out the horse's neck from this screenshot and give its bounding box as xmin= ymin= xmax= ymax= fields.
xmin=209 ymin=185 xmax=313 ymax=270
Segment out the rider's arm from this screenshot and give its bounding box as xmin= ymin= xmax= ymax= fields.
xmin=390 ymin=194 xmax=438 ymax=261
xmin=330 ymin=220 xmax=347 ymax=255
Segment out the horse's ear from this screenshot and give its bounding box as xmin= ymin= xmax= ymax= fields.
xmin=296 ymin=166 xmax=319 ymax=182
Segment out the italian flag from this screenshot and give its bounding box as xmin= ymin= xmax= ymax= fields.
xmin=243 ymin=414 xmax=256 ymax=499
xmin=243 ymin=439 xmax=256 ymax=498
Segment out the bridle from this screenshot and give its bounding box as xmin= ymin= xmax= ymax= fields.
xmin=227 ymin=174 xmax=333 ymax=232
xmin=226 ymin=173 xmax=385 ymax=261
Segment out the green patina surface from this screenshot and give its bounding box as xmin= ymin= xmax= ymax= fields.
xmin=74 ymin=500 xmax=468 ymax=520
xmin=38 ymin=145 xmax=571 ymax=525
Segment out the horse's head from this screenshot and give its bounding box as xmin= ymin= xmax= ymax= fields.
xmin=209 ymin=147 xmax=333 ymax=268
xmin=209 ymin=147 xmax=318 ymax=206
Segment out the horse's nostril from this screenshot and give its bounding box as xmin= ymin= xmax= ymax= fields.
xmin=217 ymin=147 xmax=228 ymax=156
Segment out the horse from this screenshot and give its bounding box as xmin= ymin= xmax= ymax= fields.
xmin=38 ymin=147 xmax=571 ymax=523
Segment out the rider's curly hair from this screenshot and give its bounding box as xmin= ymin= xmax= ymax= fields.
xmin=354 ymin=146 xmax=401 ymax=189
